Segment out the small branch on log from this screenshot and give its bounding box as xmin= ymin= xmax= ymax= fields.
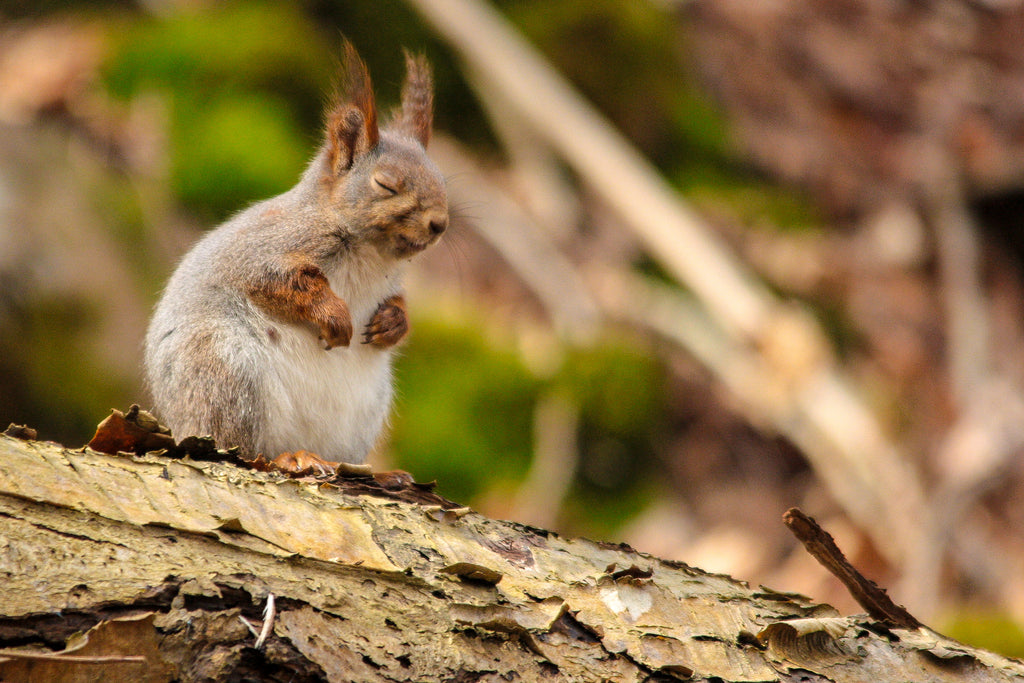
xmin=3 ymin=424 xmax=37 ymax=440
xmin=784 ymin=507 xmax=921 ymax=629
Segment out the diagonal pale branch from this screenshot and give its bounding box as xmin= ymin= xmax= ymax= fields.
xmin=408 ymin=0 xmax=928 ymax=571
xmin=431 ymin=135 xmax=600 ymax=341
xmin=585 ymin=268 xmax=928 ymax=564
xmin=0 ymin=434 xmax=1020 ymax=682
xmin=407 ymin=0 xmax=771 ymax=340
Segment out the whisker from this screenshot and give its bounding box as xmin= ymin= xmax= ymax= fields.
xmin=448 ymin=200 xmax=486 ymax=223
xmin=443 ymin=171 xmax=474 ymax=184
xmin=438 ymin=226 xmax=471 ymax=295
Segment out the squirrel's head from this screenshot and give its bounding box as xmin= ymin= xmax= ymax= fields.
xmin=318 ymin=43 xmax=448 ymax=260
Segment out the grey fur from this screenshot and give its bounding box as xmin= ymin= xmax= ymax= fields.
xmin=145 ymin=56 xmax=447 ymax=462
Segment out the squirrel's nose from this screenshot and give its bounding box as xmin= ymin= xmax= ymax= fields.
xmin=428 ymin=216 xmax=448 ymax=236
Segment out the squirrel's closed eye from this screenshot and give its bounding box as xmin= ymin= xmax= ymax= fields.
xmin=374 ymin=177 xmax=398 ymax=195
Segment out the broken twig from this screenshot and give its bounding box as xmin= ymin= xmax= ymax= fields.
xmin=784 ymin=507 xmax=921 ymax=629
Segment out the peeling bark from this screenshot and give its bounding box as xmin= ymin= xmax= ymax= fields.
xmin=0 ymin=435 xmax=1020 ymax=682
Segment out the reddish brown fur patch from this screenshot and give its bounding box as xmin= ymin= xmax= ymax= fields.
xmin=324 ymin=42 xmax=381 ymax=175
xmin=362 ymin=293 xmax=409 ymax=348
xmin=248 ymin=262 xmax=353 ymax=349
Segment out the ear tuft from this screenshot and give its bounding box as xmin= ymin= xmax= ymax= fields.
xmin=397 ymin=50 xmax=434 ymax=148
xmin=343 ymin=41 xmax=379 ymax=147
xmin=324 ymin=41 xmax=379 ymax=173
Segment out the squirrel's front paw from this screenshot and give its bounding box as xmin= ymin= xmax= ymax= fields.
xmin=319 ymin=299 xmax=353 ymax=349
xmin=363 ymin=295 xmax=408 ymax=348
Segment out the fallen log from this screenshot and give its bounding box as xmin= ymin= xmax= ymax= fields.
xmin=0 ymin=433 xmax=1019 ymax=682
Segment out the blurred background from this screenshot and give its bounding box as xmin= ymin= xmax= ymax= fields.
xmin=3 ymin=0 xmax=1024 ymax=656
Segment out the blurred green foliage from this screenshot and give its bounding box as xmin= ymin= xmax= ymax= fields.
xmin=560 ymin=342 xmax=662 ymax=437
xmin=170 ymin=92 xmax=310 ymax=218
xmin=558 ymin=341 xmax=666 ymax=536
xmin=942 ymin=612 xmax=1024 ymax=660
xmin=0 ymin=295 xmax=133 ymax=444
xmin=391 ymin=318 xmax=541 ymax=502
xmin=101 ymin=2 xmax=333 ymax=220
xmin=392 ymin=316 xmax=667 ymax=537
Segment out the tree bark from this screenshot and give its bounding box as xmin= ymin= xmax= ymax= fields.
xmin=0 ymin=434 xmax=1019 ymax=682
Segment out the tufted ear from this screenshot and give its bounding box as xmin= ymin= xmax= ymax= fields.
xmin=325 ymin=41 xmax=380 ymax=174
xmin=395 ymin=50 xmax=434 ymax=148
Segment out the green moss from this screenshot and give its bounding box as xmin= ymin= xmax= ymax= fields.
xmin=941 ymin=611 xmax=1024 ymax=659
xmin=0 ymin=296 xmax=132 ymax=446
xmin=392 ymin=317 xmax=666 ymax=533
xmin=100 ymin=1 xmax=331 ymax=220
xmin=557 ymin=341 xmax=663 ymax=436
xmin=682 ymin=162 xmax=823 ymax=233
xmin=170 ymin=91 xmax=310 ymax=220
xmin=391 ymin=319 xmax=540 ymax=502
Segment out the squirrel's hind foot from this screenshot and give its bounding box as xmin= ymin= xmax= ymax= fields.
xmin=271 ymin=450 xmax=340 ymax=478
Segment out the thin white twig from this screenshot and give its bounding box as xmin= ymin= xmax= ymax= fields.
xmin=255 ymin=593 xmax=276 ymax=649
xmin=238 ymin=615 xmax=259 ymax=638
xmin=0 ymin=651 xmax=146 ymax=663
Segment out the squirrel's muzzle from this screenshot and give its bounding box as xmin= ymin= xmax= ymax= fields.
xmin=429 ymin=217 xmax=447 ymax=236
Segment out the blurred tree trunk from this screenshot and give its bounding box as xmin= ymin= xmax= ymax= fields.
xmin=0 ymin=434 xmax=1019 ymax=682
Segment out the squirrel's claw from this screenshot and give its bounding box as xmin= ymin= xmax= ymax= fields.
xmin=320 ymin=311 xmax=353 ymax=350
xmin=363 ymin=296 xmax=408 ymax=348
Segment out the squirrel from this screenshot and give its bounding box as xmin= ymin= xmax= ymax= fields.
xmin=144 ymin=44 xmax=447 ymax=468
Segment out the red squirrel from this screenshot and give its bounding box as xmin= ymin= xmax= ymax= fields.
xmin=144 ymin=44 xmax=447 ymax=468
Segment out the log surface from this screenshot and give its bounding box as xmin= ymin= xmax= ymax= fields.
xmin=0 ymin=435 xmax=1020 ymax=682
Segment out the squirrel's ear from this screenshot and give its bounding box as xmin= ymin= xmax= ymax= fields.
xmin=325 ymin=42 xmax=379 ymax=173
xmin=397 ymin=50 xmax=434 ymax=148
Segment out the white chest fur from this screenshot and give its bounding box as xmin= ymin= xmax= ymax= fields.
xmin=256 ymin=252 xmax=404 ymax=463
